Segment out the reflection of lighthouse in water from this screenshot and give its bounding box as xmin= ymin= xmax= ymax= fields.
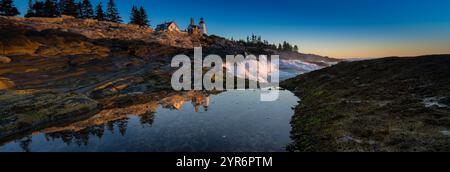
xmin=203 ymin=96 xmax=210 ymax=112
xmin=192 ymin=94 xmax=210 ymax=112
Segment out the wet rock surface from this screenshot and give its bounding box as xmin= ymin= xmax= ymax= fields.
xmin=0 ymin=77 xmax=15 ymax=90
xmin=0 ymin=90 xmax=99 ymax=141
xmin=0 ymin=56 xmax=11 ymax=64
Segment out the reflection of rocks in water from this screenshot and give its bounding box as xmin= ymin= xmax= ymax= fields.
xmin=43 ymin=91 xmax=211 ymax=134
xmin=41 ymin=101 xmax=160 ymax=134
xmin=160 ymin=95 xmax=186 ymax=110
xmin=22 ymin=91 xmax=213 ymax=148
xmin=160 ymin=91 xmax=210 ymax=112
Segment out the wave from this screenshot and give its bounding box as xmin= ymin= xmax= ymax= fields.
xmin=224 ymin=58 xmax=332 ymax=83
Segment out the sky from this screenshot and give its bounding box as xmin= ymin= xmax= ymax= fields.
xmin=13 ymin=0 xmax=450 ymax=58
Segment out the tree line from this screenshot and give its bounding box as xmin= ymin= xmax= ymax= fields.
xmin=0 ymin=0 xmax=20 ymax=16
xmin=278 ymin=41 xmax=299 ymax=52
xmin=233 ymin=33 xmax=299 ymax=52
xmin=0 ymin=0 xmax=150 ymax=27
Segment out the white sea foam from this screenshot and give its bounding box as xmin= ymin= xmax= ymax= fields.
xmin=225 ymin=58 xmax=334 ymax=82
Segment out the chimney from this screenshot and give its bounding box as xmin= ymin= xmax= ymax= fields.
xmin=190 ymin=17 xmax=195 ymax=26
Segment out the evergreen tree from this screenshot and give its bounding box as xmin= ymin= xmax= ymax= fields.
xmin=76 ymin=1 xmax=82 ymax=18
xmin=58 ymin=0 xmax=66 ymax=15
xmin=270 ymin=44 xmax=277 ymax=50
xmin=32 ymin=1 xmax=46 ymax=17
xmin=139 ymin=6 xmax=149 ymax=27
xmin=24 ymin=0 xmax=34 ymax=18
xmin=129 ymin=5 xmax=139 ymax=25
xmin=43 ymin=0 xmax=58 ymax=17
xmin=294 ymin=45 xmax=299 ymax=52
xmin=0 ymin=0 xmax=20 ymax=16
xmin=277 ymin=44 xmax=282 ymax=51
xmin=80 ymin=0 xmax=94 ymax=19
xmin=282 ymin=41 xmax=294 ymax=51
xmin=61 ymin=0 xmax=78 ymax=17
xmin=105 ymin=0 xmax=121 ymax=23
xmin=94 ymin=2 xmax=105 ymax=21
xmin=94 ymin=2 xmax=104 ymax=21
xmin=130 ymin=6 xmax=149 ymax=27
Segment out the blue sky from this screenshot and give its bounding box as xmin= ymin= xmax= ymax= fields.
xmin=13 ymin=0 xmax=450 ymax=58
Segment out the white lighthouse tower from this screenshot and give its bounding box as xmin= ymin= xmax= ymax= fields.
xmin=199 ymin=17 xmax=207 ymax=35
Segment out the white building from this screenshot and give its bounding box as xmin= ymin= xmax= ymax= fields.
xmin=155 ymin=22 xmax=181 ymax=32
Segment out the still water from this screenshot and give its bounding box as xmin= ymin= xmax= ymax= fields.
xmin=0 ymin=90 xmax=299 ymax=152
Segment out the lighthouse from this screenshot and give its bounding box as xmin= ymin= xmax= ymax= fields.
xmin=199 ymin=17 xmax=207 ymax=35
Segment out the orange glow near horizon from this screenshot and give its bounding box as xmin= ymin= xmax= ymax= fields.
xmin=298 ymin=38 xmax=450 ymax=59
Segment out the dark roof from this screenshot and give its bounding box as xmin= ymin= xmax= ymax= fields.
xmin=189 ymin=25 xmax=200 ymax=29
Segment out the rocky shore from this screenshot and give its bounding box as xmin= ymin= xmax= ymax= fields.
xmin=0 ymin=16 xmax=201 ymax=141
xmin=281 ymin=55 xmax=450 ymax=152
xmin=0 ymin=15 xmax=337 ymax=144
